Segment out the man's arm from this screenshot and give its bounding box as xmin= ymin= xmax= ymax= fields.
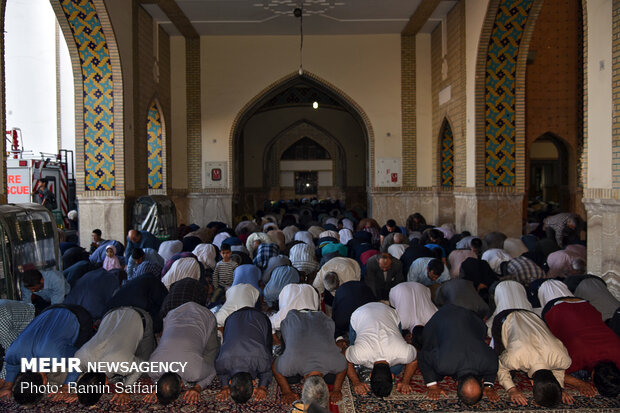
xmin=272 ymin=361 xmax=298 ymax=405
xmin=329 ymin=368 xmax=346 ymax=402
xmin=564 ymin=373 xmax=596 ymax=397
xmin=346 ymin=361 xmax=368 ymax=395
xmin=396 ymin=360 xmax=418 ymax=394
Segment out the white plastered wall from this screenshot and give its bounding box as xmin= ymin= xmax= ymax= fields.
xmin=416 ymin=33 xmax=433 ymax=187
xmin=170 ymin=36 xmax=188 ymax=190
xmin=586 ymin=0 xmax=613 ymax=190
xmin=200 ymin=34 xmax=402 ymax=188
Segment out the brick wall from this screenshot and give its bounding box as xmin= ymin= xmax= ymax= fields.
xmin=401 ymin=35 xmax=416 ymax=188
xmin=430 ymin=1 xmax=466 ymax=189
xmin=526 ymin=0 xmax=583 ymax=212
xmin=186 ymin=37 xmax=201 ymax=191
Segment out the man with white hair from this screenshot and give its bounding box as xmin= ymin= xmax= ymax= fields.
xmin=313 ymin=257 xmax=361 ymax=295
xmin=543 ymin=212 xmax=583 ymax=248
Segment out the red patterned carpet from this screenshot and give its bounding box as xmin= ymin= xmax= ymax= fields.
xmin=0 ymin=372 xmax=618 ymax=412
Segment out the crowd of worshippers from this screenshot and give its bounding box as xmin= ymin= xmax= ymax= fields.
xmin=0 ymin=199 xmax=619 ymax=411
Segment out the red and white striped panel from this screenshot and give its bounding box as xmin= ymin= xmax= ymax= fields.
xmin=59 ymin=163 xmax=69 ymax=227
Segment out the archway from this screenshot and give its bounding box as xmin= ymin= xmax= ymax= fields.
xmin=528 ymin=134 xmax=570 ymax=216
xmin=231 ymin=73 xmax=370 ymax=218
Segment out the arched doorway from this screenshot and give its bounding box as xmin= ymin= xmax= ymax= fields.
xmin=528 ymin=134 xmax=570 ymax=214
xmin=231 ymin=73 xmax=369 ymax=218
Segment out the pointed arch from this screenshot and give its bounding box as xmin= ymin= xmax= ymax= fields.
xmin=147 ymin=99 xmax=166 ymax=191
xmin=439 ymin=118 xmax=454 ymax=188
xmin=229 ymin=71 xmax=373 ymax=215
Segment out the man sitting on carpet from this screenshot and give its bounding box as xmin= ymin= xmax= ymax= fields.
xmin=344 ymin=302 xmax=418 ymax=397
xmin=215 ymin=307 xmax=273 ymax=403
xmin=417 ymin=304 xmax=499 ymax=405
xmin=272 ymin=309 xmax=347 ymax=406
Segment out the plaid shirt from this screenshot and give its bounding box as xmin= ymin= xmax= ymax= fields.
xmin=159 ymin=278 xmax=208 ymax=319
xmin=134 ymin=261 xmax=163 ymax=279
xmin=504 ymin=256 xmax=546 ymax=285
xmin=0 ymin=300 xmax=35 ymax=378
xmin=253 ymin=243 xmax=280 ymax=270
xmin=543 ymin=213 xmax=580 ymax=248
xmin=289 ymin=243 xmax=319 ymax=275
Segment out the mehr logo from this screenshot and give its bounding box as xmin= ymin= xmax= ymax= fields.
xmin=21 ymin=358 xmax=81 ymax=373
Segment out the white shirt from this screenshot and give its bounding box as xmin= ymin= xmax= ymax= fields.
xmin=75 ymin=307 xmax=144 ymax=385
xmin=215 ymin=284 xmax=259 ymax=327
xmin=345 ymin=302 xmax=416 ymax=368
xmin=486 ymin=280 xmax=533 ymax=335
xmin=387 ymin=244 xmax=407 ymax=260
xmin=538 ymin=280 xmax=573 ymax=308
xmin=269 ymin=284 xmax=320 ymax=332
xmin=313 ymin=257 xmax=361 ymax=294
xmin=481 ymin=248 xmax=512 ymax=273
xmin=389 ymin=282 xmax=437 ymax=332
xmin=161 ymin=257 xmax=200 ymax=290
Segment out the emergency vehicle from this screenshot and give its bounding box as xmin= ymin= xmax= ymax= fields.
xmin=5 ymin=128 xmax=76 ymax=228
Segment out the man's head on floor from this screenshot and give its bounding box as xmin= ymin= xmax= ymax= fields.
xmin=370 ymin=361 xmax=392 ymax=398
xmin=457 ymin=374 xmax=482 ymax=406
xmin=230 ymin=372 xmax=253 ymax=403
xmin=532 ymin=369 xmax=561 ymax=407
xmin=156 ymin=372 xmax=182 ymax=405
xmin=302 ymin=374 xmax=329 ymax=409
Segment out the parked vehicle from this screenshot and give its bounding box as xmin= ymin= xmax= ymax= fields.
xmin=0 ymin=204 xmax=60 ymax=300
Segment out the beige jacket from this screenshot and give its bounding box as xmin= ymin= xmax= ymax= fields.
xmin=498 ymin=311 xmax=571 ymax=390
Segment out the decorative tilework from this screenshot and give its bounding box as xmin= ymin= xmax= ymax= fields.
xmin=440 ymin=119 xmax=454 ymax=187
xmin=147 ymin=102 xmax=163 ymax=189
xmin=485 ymin=0 xmax=533 ymax=186
xmin=60 ymin=0 xmax=115 ymax=191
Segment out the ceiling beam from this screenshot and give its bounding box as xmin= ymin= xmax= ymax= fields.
xmin=401 ymin=0 xmax=443 ymax=35
xmin=138 ymin=0 xmax=199 ymax=38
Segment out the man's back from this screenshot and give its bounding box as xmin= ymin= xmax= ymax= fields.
xmin=151 ymin=302 xmax=218 ymax=387
xmin=5 ymin=308 xmax=80 ymax=382
xmin=418 ymin=304 xmax=497 ymax=384
xmin=64 ymin=268 xmax=122 ymax=319
xmin=543 ymin=300 xmax=620 ymax=373
xmin=346 ymin=302 xmax=416 ymax=369
xmin=216 ymin=307 xmax=273 ymax=387
xmin=332 ymin=281 xmax=376 ymax=335
xmin=276 ymin=310 xmax=347 ymax=377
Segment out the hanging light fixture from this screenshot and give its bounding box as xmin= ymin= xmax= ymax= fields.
xmin=294 ymin=4 xmax=303 ymax=75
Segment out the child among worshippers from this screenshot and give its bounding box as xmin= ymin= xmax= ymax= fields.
xmin=103 ymin=245 xmax=122 ymax=271
xmin=211 ymin=244 xmax=239 ymax=304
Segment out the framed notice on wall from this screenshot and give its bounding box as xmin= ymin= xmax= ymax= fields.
xmin=204 ymin=162 xmax=227 ymax=188
xmin=375 ymin=158 xmax=401 ymax=187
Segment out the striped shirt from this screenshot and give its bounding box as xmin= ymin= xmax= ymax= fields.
xmin=504 ymin=256 xmax=546 ymax=286
xmin=213 ymin=260 xmax=238 ymax=288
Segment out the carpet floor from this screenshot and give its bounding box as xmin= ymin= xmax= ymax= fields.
xmin=0 ymin=372 xmax=618 ymax=412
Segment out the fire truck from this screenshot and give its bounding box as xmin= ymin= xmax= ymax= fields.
xmin=5 ymin=128 xmax=76 ymax=228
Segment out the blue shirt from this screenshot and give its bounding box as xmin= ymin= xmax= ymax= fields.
xmin=232 ymin=264 xmax=261 ymax=291
xmin=63 ymin=268 xmax=122 ymax=319
xmin=5 ymin=308 xmax=80 ymax=383
xmin=21 ymin=270 xmax=70 ymax=305
xmin=125 ymin=231 xmax=161 ymax=260
xmin=215 ymin=307 xmax=273 ymax=388
xmin=126 ymin=248 xmax=164 ymax=280
xmin=263 ymin=266 xmax=300 ymax=305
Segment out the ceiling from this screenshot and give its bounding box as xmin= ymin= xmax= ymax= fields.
xmin=142 ymin=0 xmax=424 ymax=36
